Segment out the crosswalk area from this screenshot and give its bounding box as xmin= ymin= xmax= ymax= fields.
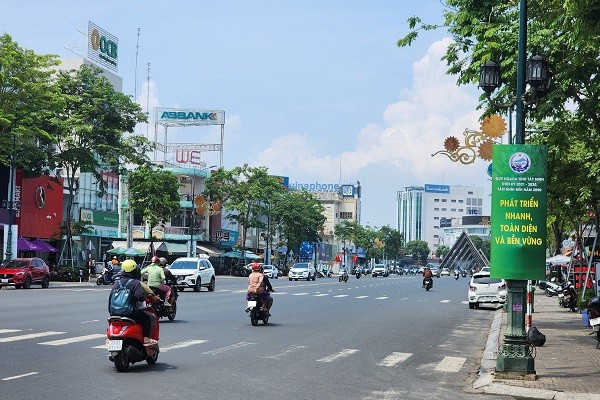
xmin=0 ymin=327 xmax=468 ymax=373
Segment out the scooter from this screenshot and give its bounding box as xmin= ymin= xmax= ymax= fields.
xmin=423 ymin=277 xmax=433 ymax=291
xmin=97 ymin=270 xmax=116 ymax=286
xmin=107 ymin=300 xmax=160 ymax=372
xmin=587 ymin=297 xmax=600 ymax=347
xmin=151 ymin=283 xmax=178 ymax=321
xmin=339 ymin=270 xmax=348 ymax=283
xmin=246 ymin=293 xmax=270 ymax=326
xmin=461 ymin=270 xmax=467 ymax=278
xmin=355 ymin=270 xmax=361 ymax=279
xmin=454 ymin=270 xmax=460 ymax=280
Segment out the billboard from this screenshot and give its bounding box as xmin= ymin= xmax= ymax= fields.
xmin=424 ymin=184 xmax=450 ymax=194
xmin=155 ymin=108 xmax=225 ymax=126
xmin=88 ymin=21 xmax=118 ymax=72
xmin=490 ymin=144 xmax=547 ymax=280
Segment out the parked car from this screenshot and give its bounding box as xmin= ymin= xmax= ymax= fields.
xmin=371 ymin=264 xmax=389 ymax=277
xmin=468 ymin=272 xmax=507 ymax=309
xmin=168 ymin=255 xmax=216 ymax=292
xmin=288 ymin=262 xmax=316 ymax=281
xmin=440 ymin=268 xmax=450 ymax=276
xmin=262 ymin=264 xmax=279 ymax=279
xmin=0 ymin=257 xmax=51 ymax=289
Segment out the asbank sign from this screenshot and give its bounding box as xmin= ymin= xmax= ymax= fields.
xmin=156 ymin=107 xmax=225 ymax=126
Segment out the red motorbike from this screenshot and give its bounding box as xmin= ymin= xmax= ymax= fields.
xmin=107 ymin=300 xmax=160 ymax=372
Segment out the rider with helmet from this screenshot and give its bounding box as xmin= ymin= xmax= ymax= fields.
xmin=141 ymin=256 xmax=169 ymax=307
xmin=108 ymin=259 xmax=157 ymax=346
xmin=157 ymin=257 xmax=175 ymax=306
xmin=422 ymin=266 xmax=433 ymax=287
xmin=246 ymin=262 xmax=275 ymax=314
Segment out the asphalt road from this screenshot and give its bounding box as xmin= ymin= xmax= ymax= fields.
xmin=0 ymin=274 xmax=515 ymax=400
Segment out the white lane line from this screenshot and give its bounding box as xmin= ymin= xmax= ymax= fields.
xmin=2 ymin=372 xmax=39 ymax=381
xmin=202 ymin=341 xmax=256 ymax=355
xmin=461 ymin=301 xmax=469 ymax=304
xmin=434 ymin=356 xmax=467 ymax=372
xmin=39 ymin=334 xmax=106 ymax=346
xmin=314 ymin=294 xmax=328 ymax=297
xmin=262 ymin=345 xmax=307 ymax=359
xmin=317 ymin=349 xmax=359 ymax=363
xmin=0 ymin=329 xmax=21 ymax=334
xmin=162 ymin=339 xmax=208 ymax=352
xmin=379 ymin=352 xmax=412 ymax=367
xmin=375 ymin=296 xmax=389 ymax=300
xmin=0 ymin=331 xmax=65 ymax=343
xmin=355 ymin=296 xmax=369 ymax=299
xmin=334 ymin=295 xmax=349 ymax=298
xmin=271 ymin=292 xmax=287 ymax=295
xmin=293 ymin=293 xmax=309 ymax=296
xmin=81 ymin=320 xmax=99 ymax=324
xmin=216 ymin=289 xmax=230 ymax=293
xmin=399 ymin=297 xmax=409 ymax=300
xmin=440 ymin=300 xmax=450 ymax=303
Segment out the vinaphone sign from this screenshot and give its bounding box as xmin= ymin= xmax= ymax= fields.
xmin=88 ymin=21 xmax=118 ymax=73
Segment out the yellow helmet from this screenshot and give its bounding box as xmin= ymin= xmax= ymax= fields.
xmin=121 ymin=259 xmax=137 ymax=273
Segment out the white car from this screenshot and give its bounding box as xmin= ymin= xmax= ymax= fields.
xmin=288 ymin=262 xmax=316 ymax=281
xmin=468 ymin=272 xmax=506 ymax=309
xmin=168 ymin=255 xmax=216 ymax=292
xmin=371 ymin=264 xmax=388 ymax=277
xmin=262 ymin=264 xmax=279 ymax=279
xmin=440 ymin=268 xmax=450 ymax=276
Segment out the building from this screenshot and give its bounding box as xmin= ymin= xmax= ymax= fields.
xmin=397 ymin=184 xmax=485 ymax=253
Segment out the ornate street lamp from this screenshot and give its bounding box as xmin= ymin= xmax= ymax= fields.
xmin=479 ymin=60 xmax=501 ymax=96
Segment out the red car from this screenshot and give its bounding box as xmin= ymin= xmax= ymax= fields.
xmin=0 ymin=257 xmax=51 ymax=289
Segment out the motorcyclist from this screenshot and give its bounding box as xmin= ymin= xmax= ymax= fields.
xmin=101 ymin=262 xmax=114 ymax=284
xmin=246 ymin=262 xmax=275 ymax=315
xmin=422 ymin=266 xmax=433 ymax=287
xmin=141 ymin=256 xmax=169 ymax=307
xmin=108 ymin=259 xmax=157 ymax=346
xmin=157 ymin=257 xmax=175 ymax=306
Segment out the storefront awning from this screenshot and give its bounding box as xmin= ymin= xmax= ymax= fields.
xmin=156 ymin=242 xmax=189 ymax=255
xmin=197 ymin=244 xmax=222 ymax=257
xmin=110 ymin=241 xmax=152 ymax=253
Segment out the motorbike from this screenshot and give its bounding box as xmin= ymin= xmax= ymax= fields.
xmin=246 ymin=293 xmax=270 ymax=326
xmin=107 ymin=299 xmax=160 ymax=372
xmin=96 ymin=270 xmax=116 ymax=286
xmin=423 ymin=277 xmax=433 ymax=291
xmin=461 ymin=270 xmax=467 ymax=278
xmin=151 ymin=283 xmax=178 ymax=321
xmin=50 ymin=268 xmax=73 ymax=282
xmin=587 ymin=297 xmax=600 ymax=347
xmin=454 ymin=270 xmax=460 ymax=280
xmin=355 ymin=270 xmax=361 ymax=279
xmin=339 ymin=270 xmax=348 ymax=283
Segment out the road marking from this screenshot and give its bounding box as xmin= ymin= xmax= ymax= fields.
xmin=461 ymin=301 xmax=469 ymax=304
xmin=262 ymin=345 xmax=307 ymax=359
xmin=162 ymin=339 xmax=208 ymax=352
xmin=81 ymin=320 xmax=99 ymax=324
xmin=293 ymin=293 xmax=309 ymax=296
xmin=334 ymin=295 xmax=349 ymax=298
xmin=271 ymin=292 xmax=286 ymax=295
xmin=317 ymin=349 xmax=359 ymax=363
xmin=440 ymin=300 xmax=450 ymax=303
xmin=0 ymin=329 xmax=21 ymax=334
xmin=375 ymin=296 xmax=389 ymax=300
xmin=355 ymin=296 xmax=369 ymax=299
xmin=39 ymin=334 xmax=106 ymax=346
xmin=216 ymin=289 xmax=230 ymax=293
xmin=399 ymin=297 xmax=409 ymax=300
xmin=202 ymin=341 xmax=256 ymax=355
xmin=2 ymin=372 xmax=39 ymax=381
xmin=434 ymin=356 xmax=467 ymax=372
xmin=379 ymin=352 xmax=412 ymax=367
xmin=314 ymin=294 xmax=328 ymax=297
xmin=0 ymin=331 xmax=65 ymax=343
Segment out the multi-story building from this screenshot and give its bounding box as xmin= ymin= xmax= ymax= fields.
xmin=397 ymin=184 xmax=485 ymax=253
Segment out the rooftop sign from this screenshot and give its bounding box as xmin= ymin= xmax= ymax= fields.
xmin=88 ymin=21 xmax=118 ymax=72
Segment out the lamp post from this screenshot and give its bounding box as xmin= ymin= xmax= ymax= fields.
xmin=478 ymin=0 xmax=551 ymax=377
xmin=3 ymin=132 xmax=18 ymax=261
xmin=188 ymin=165 xmax=216 ymax=257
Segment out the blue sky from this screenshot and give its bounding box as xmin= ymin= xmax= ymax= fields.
xmin=2 ymin=1 xmax=493 ymax=228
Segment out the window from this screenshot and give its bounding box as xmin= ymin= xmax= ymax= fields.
xmin=451 ymin=208 xmax=456 ymax=212
xmin=442 ymin=208 xmax=447 ymax=211
xmin=434 ymin=207 xmax=439 ymax=211
xmin=434 ymin=225 xmax=439 ymax=229
xmin=451 ymin=199 xmax=456 ymax=203
xmin=340 ymin=212 xmax=353 ymax=219
xmin=434 ymin=216 xmax=439 ymax=220
xmin=468 ymin=191 xmax=474 ymax=195
xmin=434 ymin=199 xmax=440 ymax=202
xmin=441 ymin=199 xmax=447 ymax=202
xmin=459 ymin=208 xmax=464 ymax=212
xmin=459 ymin=200 xmax=464 ymax=203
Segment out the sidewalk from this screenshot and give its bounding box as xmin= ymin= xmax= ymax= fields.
xmin=474 ymin=290 xmax=600 ymax=399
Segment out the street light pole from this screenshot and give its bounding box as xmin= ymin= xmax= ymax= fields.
xmin=4 ymin=132 xmax=17 ymax=261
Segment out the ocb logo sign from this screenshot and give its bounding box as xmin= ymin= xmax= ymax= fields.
xmin=88 ymin=21 xmax=118 ymax=72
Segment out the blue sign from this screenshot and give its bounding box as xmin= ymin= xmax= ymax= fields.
xmin=424 ymin=184 xmax=450 ymax=194
xmin=487 ymin=163 xmax=493 ymax=177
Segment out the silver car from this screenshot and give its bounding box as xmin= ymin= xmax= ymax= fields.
xmin=288 ymin=262 xmax=316 ymax=281
xmin=262 ymin=264 xmax=279 ymax=279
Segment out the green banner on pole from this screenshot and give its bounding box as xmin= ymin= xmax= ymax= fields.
xmin=491 ymin=144 xmax=547 ymax=280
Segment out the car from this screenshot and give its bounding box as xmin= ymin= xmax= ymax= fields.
xmin=288 ymin=262 xmax=316 ymax=281
xmin=479 ymin=266 xmax=491 ymax=273
xmin=440 ymin=268 xmax=450 ymax=276
xmin=168 ymin=255 xmax=216 ymax=292
xmin=468 ymin=272 xmax=507 ymax=309
xmin=371 ymin=264 xmax=389 ymax=277
xmin=0 ymin=257 xmax=51 ymax=289
xmin=262 ymin=264 xmax=279 ymax=279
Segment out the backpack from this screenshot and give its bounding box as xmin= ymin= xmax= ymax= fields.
xmin=527 ymin=326 xmax=546 ymax=347
xmin=109 ymin=279 xmax=135 ymax=316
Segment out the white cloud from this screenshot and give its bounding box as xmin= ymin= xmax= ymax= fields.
xmin=256 ymin=38 xmax=493 ymax=227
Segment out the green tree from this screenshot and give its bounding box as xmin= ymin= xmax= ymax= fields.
xmin=405 ymin=240 xmax=430 ymax=265
xmin=0 ymin=34 xmax=59 ymax=175
xmin=435 ymin=245 xmax=450 ymax=259
xmin=127 ymin=164 xmax=181 ymax=254
xmin=205 ymin=164 xmax=284 ymax=266
xmin=49 ymin=64 xmax=150 ymax=265
xmin=272 ymin=189 xmax=325 ymax=265
xmin=377 ymin=225 xmax=405 ymax=262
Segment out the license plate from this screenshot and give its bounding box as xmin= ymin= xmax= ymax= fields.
xmin=591 ymin=317 xmax=600 ymax=326
xmin=247 ymin=301 xmax=257 ymax=308
xmin=107 ymin=339 xmax=123 ymax=351
xmin=479 ymin=296 xmax=495 ymax=302
xmin=1 ymin=279 xmax=7 ymax=283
